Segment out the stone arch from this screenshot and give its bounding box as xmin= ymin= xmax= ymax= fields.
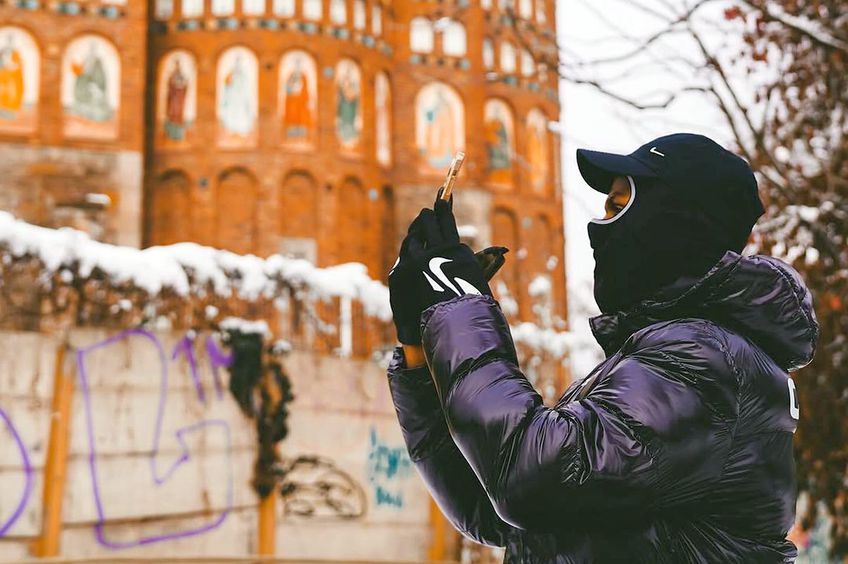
xmin=215 ymin=167 xmax=258 ymax=254
xmin=148 ymin=169 xmax=192 ymax=246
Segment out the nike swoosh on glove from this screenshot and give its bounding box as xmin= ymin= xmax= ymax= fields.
xmin=388 ymin=195 xmax=492 ymax=345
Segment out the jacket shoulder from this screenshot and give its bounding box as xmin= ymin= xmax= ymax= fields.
xmin=610 ymin=318 xmax=741 ymax=425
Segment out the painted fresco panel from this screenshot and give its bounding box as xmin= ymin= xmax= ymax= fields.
xmin=61 ymin=35 xmax=120 ymax=140
xmin=157 ymin=50 xmax=196 ymax=147
xmin=414 ymin=82 xmax=464 ymax=174
xmin=526 ymin=108 xmax=549 ymax=193
xmin=279 ymin=50 xmax=316 ymax=148
xmin=335 ymin=59 xmax=362 ymax=152
xmin=0 ymin=27 xmax=39 ymax=135
xmin=484 ymin=99 xmax=514 ymax=186
xmin=216 ymin=46 xmax=258 ymax=149
xmin=375 ymin=72 xmax=391 ymax=167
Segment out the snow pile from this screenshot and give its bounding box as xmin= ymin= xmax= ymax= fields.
xmin=0 ymin=211 xmax=391 ymax=321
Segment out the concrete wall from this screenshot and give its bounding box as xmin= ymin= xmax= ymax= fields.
xmin=0 ymin=330 xmax=429 ymax=561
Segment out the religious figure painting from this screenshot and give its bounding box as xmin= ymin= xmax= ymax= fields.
xmin=216 ymin=46 xmax=258 ymax=148
xmin=335 ymin=59 xmax=362 ymax=151
xmin=415 ymin=82 xmax=464 ymax=174
xmin=375 ymin=72 xmax=391 ymax=167
xmin=61 ymin=35 xmax=120 ymax=140
xmin=157 ymin=50 xmax=196 ymax=146
xmin=484 ymin=99 xmax=514 ymax=186
xmin=279 ymin=50 xmax=316 ymax=148
xmin=526 ymin=108 xmax=549 ymax=193
xmin=0 ymin=27 xmax=39 ymax=134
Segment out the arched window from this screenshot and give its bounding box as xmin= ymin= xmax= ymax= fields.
xmin=280 ymin=171 xmax=317 ymax=241
xmin=273 ymin=0 xmax=294 ymax=16
xmin=442 ymin=20 xmax=466 ymax=57
xmin=182 ymin=0 xmax=203 ymax=16
xmin=372 ymin=4 xmax=382 ymax=35
xmin=149 ymin=170 xmax=192 ymax=246
xmin=500 ymin=41 xmax=516 ymax=73
xmin=519 ymin=0 xmax=531 ymax=18
xmin=61 ymin=35 xmax=121 ymax=140
xmin=410 ymin=17 xmax=434 ymax=53
xmin=216 ymin=167 xmax=258 ymax=254
xmin=353 ymin=0 xmax=366 ymax=29
xmin=414 ymin=82 xmax=465 ymax=174
xmin=0 ymin=26 xmax=40 ymax=135
xmin=242 ymin=0 xmax=265 ymax=15
xmin=211 ymin=0 xmax=234 ymax=16
xmin=335 ymin=177 xmax=372 ymax=265
xmin=303 ymin=0 xmax=322 ymax=20
xmin=480 ymin=0 xmax=491 ymax=9
xmin=492 ymin=207 xmax=521 ymax=314
xmin=482 ymin=37 xmax=494 ymax=69
xmin=155 ymin=0 xmax=173 ymax=18
xmin=330 ymin=0 xmax=347 ymax=25
xmin=520 ymin=49 xmax=535 ymax=76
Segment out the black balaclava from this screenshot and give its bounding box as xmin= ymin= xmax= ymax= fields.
xmin=587 ymin=175 xmax=740 ymax=314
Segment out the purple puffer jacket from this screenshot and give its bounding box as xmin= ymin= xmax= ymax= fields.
xmin=387 ymin=251 xmax=818 ymax=563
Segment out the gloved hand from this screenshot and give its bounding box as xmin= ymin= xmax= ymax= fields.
xmin=389 ymin=194 xmax=496 ymax=345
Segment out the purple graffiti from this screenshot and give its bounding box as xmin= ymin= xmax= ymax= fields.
xmin=172 ymin=335 xmax=206 ymax=403
xmin=0 ymin=407 xmax=34 ymax=537
xmin=76 ymin=328 xmax=233 ymax=549
xmin=205 ymin=335 xmax=233 ymax=401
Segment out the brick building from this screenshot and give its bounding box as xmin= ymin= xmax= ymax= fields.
xmin=0 ymin=0 xmax=566 ymax=322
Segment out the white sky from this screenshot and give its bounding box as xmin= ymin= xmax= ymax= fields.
xmin=555 ymin=0 xmax=734 ymax=373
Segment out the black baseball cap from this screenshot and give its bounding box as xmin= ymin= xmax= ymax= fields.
xmin=576 ymin=133 xmax=765 ymax=251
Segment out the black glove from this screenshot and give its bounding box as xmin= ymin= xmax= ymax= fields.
xmin=388 ymin=195 xmax=495 ymax=345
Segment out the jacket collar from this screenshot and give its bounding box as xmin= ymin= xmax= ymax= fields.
xmin=589 ymin=251 xmax=818 ymax=371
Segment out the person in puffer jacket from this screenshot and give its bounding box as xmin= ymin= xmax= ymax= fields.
xmin=386 ymin=133 xmax=818 ymax=563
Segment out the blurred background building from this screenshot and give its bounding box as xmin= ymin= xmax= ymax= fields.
xmin=0 ymin=0 xmax=566 ymax=322
xmin=0 ymin=0 xmax=568 ymax=562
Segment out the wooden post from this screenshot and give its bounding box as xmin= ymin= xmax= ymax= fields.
xmin=31 ymin=344 xmax=73 ymax=557
xmin=428 ymin=495 xmax=447 ymax=561
xmin=257 ymin=489 xmax=277 ymax=556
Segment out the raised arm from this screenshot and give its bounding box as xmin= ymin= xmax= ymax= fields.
xmin=386 ymin=347 xmax=513 ymax=546
xmin=420 ymin=294 xmax=739 ymax=533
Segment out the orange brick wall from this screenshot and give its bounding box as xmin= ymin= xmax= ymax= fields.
xmin=0 ymin=0 xmax=568 ymax=322
xmin=0 ymin=0 xmax=147 ymax=245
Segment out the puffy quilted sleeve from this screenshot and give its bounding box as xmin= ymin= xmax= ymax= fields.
xmin=420 ymin=294 xmax=739 ymax=533
xmin=386 ymin=347 xmax=513 ymax=546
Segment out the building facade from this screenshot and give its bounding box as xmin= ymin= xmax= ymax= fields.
xmin=0 ymin=0 xmax=566 ymax=322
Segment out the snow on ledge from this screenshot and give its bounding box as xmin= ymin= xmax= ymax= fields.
xmin=0 ymin=212 xmax=580 ymax=359
xmin=0 ymin=211 xmax=391 ymax=321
